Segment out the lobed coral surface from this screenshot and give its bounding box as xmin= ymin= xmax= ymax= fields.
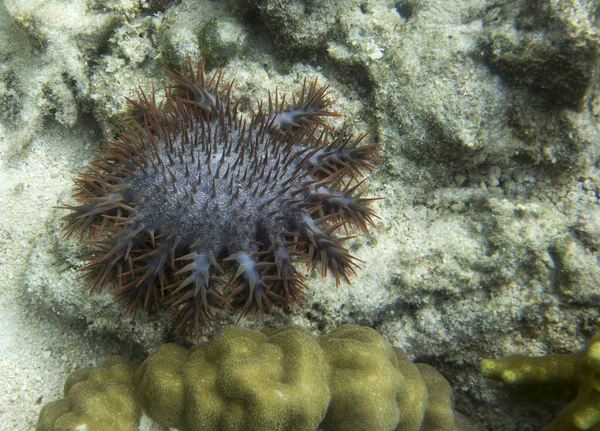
xmin=37 ymin=324 xmax=474 ymax=431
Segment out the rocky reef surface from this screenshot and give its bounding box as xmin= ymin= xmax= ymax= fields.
xmin=0 ymin=0 xmax=599 ymax=429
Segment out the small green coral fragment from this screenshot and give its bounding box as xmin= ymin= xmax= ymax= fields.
xmin=38 ymin=325 xmax=474 ymax=431
xmin=37 ymin=356 xmax=140 ymax=431
xmin=481 ymin=334 xmax=600 ymax=431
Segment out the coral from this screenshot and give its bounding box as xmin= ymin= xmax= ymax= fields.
xmin=37 ymin=325 xmax=474 ymax=431
xmin=0 ymin=0 xmax=127 ymax=149
xmin=237 ymin=0 xmax=339 ymax=54
xmin=480 ymin=0 xmax=600 ymax=109
xmin=36 ymin=356 xmax=140 ymax=431
xmin=317 ymin=325 xmax=474 ymax=431
xmin=198 ymin=18 xmax=247 ymax=67
xmin=481 ymin=334 xmax=600 ymax=431
xmin=137 ymin=326 xmax=330 ymax=431
xmin=58 ymin=56 xmax=380 ymax=339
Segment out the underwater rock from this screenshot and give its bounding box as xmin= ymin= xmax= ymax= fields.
xmin=480 ymin=0 xmax=600 ymax=109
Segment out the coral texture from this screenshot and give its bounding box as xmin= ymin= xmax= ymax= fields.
xmin=37 ymin=325 xmax=474 ymax=431
xmin=58 ymin=57 xmax=380 ymax=338
xmin=36 ymin=356 xmax=139 ymax=431
xmin=481 ymin=334 xmax=600 ymax=431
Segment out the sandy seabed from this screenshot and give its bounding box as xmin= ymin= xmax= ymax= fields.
xmin=0 ymin=120 xmax=132 ymax=430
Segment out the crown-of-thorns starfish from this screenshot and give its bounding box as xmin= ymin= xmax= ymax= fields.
xmin=59 ymin=56 xmax=381 ymax=339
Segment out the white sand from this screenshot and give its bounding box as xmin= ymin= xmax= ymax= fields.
xmin=0 ymin=120 xmax=130 ymax=429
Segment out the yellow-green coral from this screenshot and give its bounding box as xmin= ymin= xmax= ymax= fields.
xmin=319 ymin=325 xmax=410 ymax=430
xmin=38 ymin=325 xmax=473 ymax=431
xmin=37 ymin=356 xmax=140 ymax=431
xmin=481 ymin=334 xmax=600 ymax=431
xmin=136 ymin=326 xmax=330 ymax=431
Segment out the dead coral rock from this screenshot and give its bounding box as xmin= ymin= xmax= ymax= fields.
xmin=481 ymin=0 xmax=600 ymax=109
xmin=233 ymin=0 xmax=339 ymax=54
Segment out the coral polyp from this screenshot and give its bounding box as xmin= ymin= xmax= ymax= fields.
xmin=59 ymin=57 xmax=380 ymax=338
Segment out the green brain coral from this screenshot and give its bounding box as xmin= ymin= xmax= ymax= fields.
xmin=38 ymin=325 xmax=474 ymax=431
xmin=36 ymin=356 xmax=140 ymax=431
xmin=137 ymin=326 xmax=330 ymax=430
